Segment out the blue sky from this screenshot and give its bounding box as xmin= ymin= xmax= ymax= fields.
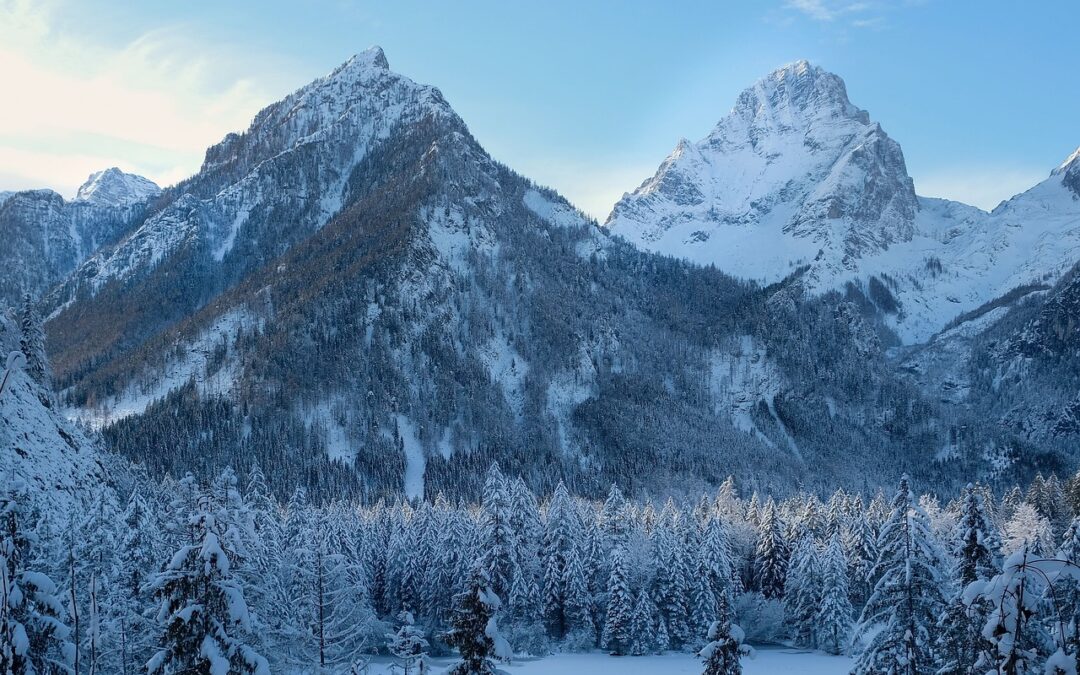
xmin=1 ymin=0 xmax=1077 ymax=216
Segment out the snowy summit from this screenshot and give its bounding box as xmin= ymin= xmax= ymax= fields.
xmin=74 ymin=167 xmax=161 ymax=207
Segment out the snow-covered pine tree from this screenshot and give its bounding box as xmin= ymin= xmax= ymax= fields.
xmin=602 ymin=546 xmax=634 ymax=656
xmin=1002 ymin=503 xmax=1055 ymax=556
xmin=700 ymin=516 xmax=739 ymax=604
xmin=321 ymin=544 xmax=379 ymax=670
xmin=541 ymin=482 xmax=580 ymax=641
xmin=966 ymin=544 xmax=1051 ymax=675
xmin=935 ymin=484 xmax=1000 ymax=675
xmin=146 ymin=494 xmax=269 ymax=675
xmin=115 ymin=489 xmax=161 ymax=675
xmin=784 ymin=537 xmax=821 ymax=648
xmin=651 ymin=501 xmax=691 ymax=648
xmin=699 ymin=593 xmax=751 ymax=675
xmin=17 ymin=293 xmax=50 ymax=396
xmin=851 ymin=475 xmax=947 ymax=675
xmin=505 ymin=478 xmax=545 ymax=654
xmin=1049 ymin=517 xmax=1080 ymax=675
xmin=840 ymin=506 xmax=877 ymax=610
xmin=387 ymin=609 xmax=430 ymax=675
xmin=445 ymin=563 xmax=511 ymax=675
xmin=815 ymin=534 xmax=852 ymax=656
xmin=0 ymin=480 xmax=72 ymax=674
xmin=599 ymin=485 xmax=630 ymax=549
xmin=477 ymin=464 xmax=514 ymax=602
xmin=753 ymin=499 xmax=788 ymax=600
xmin=689 ymin=555 xmax=719 ymax=651
xmin=629 ymin=590 xmax=655 ymax=656
xmin=561 ymin=544 xmax=596 ymax=649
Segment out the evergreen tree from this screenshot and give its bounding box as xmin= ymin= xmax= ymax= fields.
xmin=851 ymin=475 xmax=947 ymax=675
xmin=629 ymin=591 xmax=655 ymax=656
xmin=17 ymin=294 xmax=50 ymax=396
xmin=0 ymin=480 xmax=72 ymax=674
xmin=784 ymin=537 xmax=821 ymax=648
xmin=477 ymin=465 xmax=514 ymax=601
xmin=387 ymin=610 xmax=430 ymax=675
xmin=541 ymin=482 xmax=580 ymax=640
xmin=445 ymin=564 xmax=511 ymax=675
xmin=699 ymin=594 xmax=750 ymax=675
xmin=651 ymin=503 xmax=691 ymax=648
xmin=753 ymin=500 xmax=788 ymax=599
xmin=602 ymin=546 xmax=633 ymax=656
xmin=968 ymin=544 xmax=1051 ymax=675
xmin=935 ymin=485 xmax=999 ymax=675
xmin=816 ymin=534 xmax=852 ymax=656
xmin=146 ymin=495 xmax=269 ymax=675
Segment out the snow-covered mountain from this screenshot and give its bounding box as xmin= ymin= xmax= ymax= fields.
xmin=0 ymin=174 xmax=157 ymax=310
xmin=607 ymin=61 xmax=1080 ymax=344
xmin=44 ymin=48 xmax=973 ymax=500
xmin=74 ymin=167 xmax=162 ymax=207
xmin=607 ymin=60 xmax=917 ymax=286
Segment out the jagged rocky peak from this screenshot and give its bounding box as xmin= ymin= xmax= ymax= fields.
xmin=1054 ymin=146 xmax=1080 ymax=197
xmin=606 ymin=59 xmax=918 ymax=284
xmin=74 ymin=167 xmax=161 ymax=206
xmin=720 ymin=59 xmax=870 ymax=136
xmin=199 ymin=45 xmax=455 ymax=178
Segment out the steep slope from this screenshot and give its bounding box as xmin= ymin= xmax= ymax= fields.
xmin=607 ymin=60 xmax=918 ymax=287
xmin=48 ymin=49 xmax=960 ymax=501
xmin=0 ymin=313 xmax=110 ymax=511
xmin=0 ymin=170 xmax=160 ymax=309
xmin=607 ymin=61 xmax=1080 ymax=343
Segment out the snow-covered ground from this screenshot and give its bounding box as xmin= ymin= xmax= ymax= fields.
xmin=354 ymin=647 xmax=851 ymax=674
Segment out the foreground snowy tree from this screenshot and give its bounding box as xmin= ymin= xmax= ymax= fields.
xmin=965 ymin=544 xmax=1051 ymax=675
xmin=602 ymin=546 xmax=634 ymax=656
xmin=753 ymin=500 xmax=788 ymax=600
xmin=935 ymin=485 xmax=999 ymax=675
xmin=699 ymin=594 xmax=751 ymax=675
xmin=445 ymin=565 xmax=511 ymax=675
xmin=146 ymin=495 xmax=269 ymax=675
xmin=387 ymin=610 xmax=430 ymax=674
xmin=815 ymin=534 xmax=852 ymax=656
xmin=852 ymin=475 xmax=947 ymax=675
xmin=0 ymin=480 xmax=72 ymax=674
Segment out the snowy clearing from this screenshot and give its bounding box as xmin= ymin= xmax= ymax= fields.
xmin=352 ymin=647 xmax=851 ymax=674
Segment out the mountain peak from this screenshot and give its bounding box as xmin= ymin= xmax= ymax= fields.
xmin=1056 ymin=146 xmax=1080 ymax=196
xmin=74 ymin=167 xmax=161 ymax=207
xmin=724 ymin=59 xmax=868 ymax=127
xmin=340 ymin=45 xmax=390 ymax=73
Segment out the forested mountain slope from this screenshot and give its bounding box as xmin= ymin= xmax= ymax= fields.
xmin=33 ymin=49 xmax=1004 ymax=502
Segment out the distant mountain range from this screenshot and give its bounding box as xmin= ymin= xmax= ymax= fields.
xmin=3 ymin=49 xmax=1078 ymax=501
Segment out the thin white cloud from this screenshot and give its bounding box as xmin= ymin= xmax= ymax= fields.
xmin=0 ymin=0 xmax=287 ymax=196
xmin=783 ymin=0 xmax=891 ymax=28
xmin=913 ymin=166 xmax=1048 ymax=211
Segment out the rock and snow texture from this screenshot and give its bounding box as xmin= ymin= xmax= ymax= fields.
xmin=74 ymin=167 xmax=161 ymax=206
xmin=0 ymin=185 xmax=150 ymax=309
xmin=607 ymin=60 xmax=1080 ymax=343
xmin=607 ymin=60 xmax=917 ymax=286
xmin=56 ymin=46 xmax=457 ymax=296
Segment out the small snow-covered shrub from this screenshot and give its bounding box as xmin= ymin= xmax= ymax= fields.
xmin=733 ymin=592 xmax=785 ymax=643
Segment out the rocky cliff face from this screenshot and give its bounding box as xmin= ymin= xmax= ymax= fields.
xmin=607 ymin=60 xmax=918 ymax=286
xmin=0 ymin=170 xmax=158 ymax=309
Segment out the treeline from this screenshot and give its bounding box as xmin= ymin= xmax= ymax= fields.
xmin=4 ymin=464 xmax=1080 ymax=673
